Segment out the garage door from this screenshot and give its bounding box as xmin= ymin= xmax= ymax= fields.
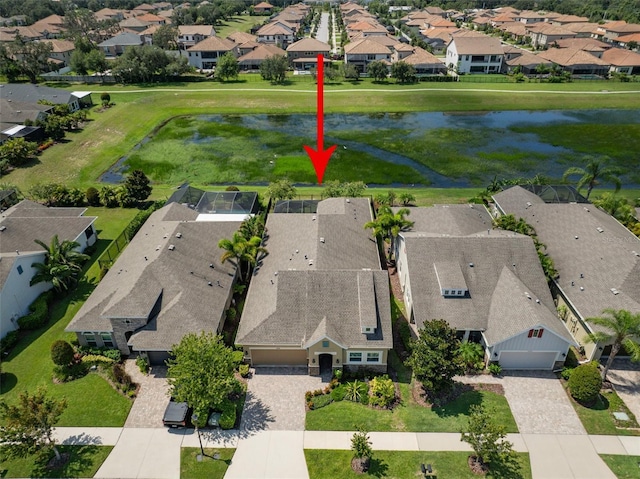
xmin=498 ymin=351 xmax=557 ymax=370
xmin=250 ymin=349 xmax=308 ymax=366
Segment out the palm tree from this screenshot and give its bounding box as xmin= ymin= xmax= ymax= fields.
xmin=562 ymin=158 xmax=622 ymax=200
xmin=218 ymin=232 xmax=267 ymax=282
xmin=585 ymin=309 xmax=640 ymax=380
xmin=239 ymin=212 xmax=265 ymax=241
xmin=593 ymin=193 xmax=636 ymax=226
xmin=364 ymin=206 xmax=413 ymax=262
xmin=30 ymin=235 xmax=89 ymax=293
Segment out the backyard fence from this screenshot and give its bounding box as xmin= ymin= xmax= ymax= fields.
xmin=97 ymin=229 xmax=130 ymax=271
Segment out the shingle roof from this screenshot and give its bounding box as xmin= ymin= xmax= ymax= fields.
xmin=237 ymin=198 xmax=388 ymax=349
xmin=493 ymin=186 xmax=640 ymax=326
xmin=66 ymin=204 xmax=242 ymax=351
xmin=0 ymin=99 xmax=52 ymax=124
xmin=98 ymin=32 xmax=143 ymax=47
xmin=0 ymin=83 xmax=76 ymax=106
xmin=393 ymin=204 xmax=493 ymax=236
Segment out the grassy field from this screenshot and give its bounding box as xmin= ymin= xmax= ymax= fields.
xmin=568 ymin=388 xmax=640 ymax=437
xmin=214 ymin=15 xmax=263 ymax=39
xmin=5 ymin=81 xmax=640 ymax=191
xmin=0 ymin=207 xmax=139 ymax=426
xmin=306 ymin=352 xmax=518 ymax=433
xmin=305 ymin=450 xmax=532 ymax=479
xmin=600 ymin=455 xmax=640 ymax=479
xmin=0 ymin=445 xmax=113 ymax=478
xmin=180 ymin=448 xmax=235 ymax=479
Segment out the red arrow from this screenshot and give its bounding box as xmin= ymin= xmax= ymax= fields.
xmin=304 ymin=53 xmax=336 ymax=184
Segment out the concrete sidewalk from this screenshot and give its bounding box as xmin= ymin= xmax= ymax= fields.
xmin=52 ymin=427 xmax=640 ymax=479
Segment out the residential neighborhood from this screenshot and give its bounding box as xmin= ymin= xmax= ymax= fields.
xmin=0 ymin=0 xmax=640 ymax=479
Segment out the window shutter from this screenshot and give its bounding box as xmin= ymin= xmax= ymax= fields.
xmin=528 ymin=329 xmax=533 ymax=338
xmin=538 ymin=329 xmax=544 ymax=338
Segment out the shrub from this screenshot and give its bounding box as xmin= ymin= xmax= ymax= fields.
xmin=488 ymin=363 xmax=502 ymax=376
xmin=136 ymin=355 xmax=149 ymax=374
xmin=86 ymin=186 xmax=101 ymax=206
xmin=81 ymin=354 xmax=116 ymax=366
xmin=568 ymin=361 xmax=602 ymax=405
xmin=331 ymin=384 xmax=347 ymax=402
xmin=232 ymin=350 xmax=244 ymax=366
xmin=333 ymin=369 xmax=343 ymax=381
xmin=344 ymin=380 xmax=367 ymax=402
xmin=560 ymin=367 xmax=574 ymax=380
xmin=50 ymin=340 xmax=74 ymax=366
xmin=310 ymin=393 xmax=333 ymax=410
xmin=398 ymin=320 xmax=413 ymax=353
xmin=239 ymin=364 xmax=250 ymax=378
xmin=0 ymin=330 xmax=20 ymax=355
xmin=53 ymin=362 xmax=88 ymax=382
xmin=219 ymin=399 xmax=236 ymax=429
xmin=100 ymin=92 xmax=111 ymax=103
xmin=225 ymin=186 xmax=240 ymax=191
xmin=17 ymin=291 xmax=52 ymax=330
xmin=124 ymin=201 xmax=164 ymax=239
xmin=78 ymin=346 xmax=121 ymax=361
xmin=369 ymin=375 xmax=395 ymax=408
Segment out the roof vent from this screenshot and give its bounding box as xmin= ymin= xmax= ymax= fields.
xmin=308 ymin=259 xmax=314 ymax=266
xmin=176 ymin=232 xmax=182 ymax=238
xmin=163 ymin=234 xmax=168 ymax=239
xmin=346 ymin=198 xmax=350 ymax=203
xmin=575 ymin=236 xmax=579 ymax=239
xmin=469 ymin=262 xmax=474 ymax=267
xmin=584 ymin=207 xmax=590 ymax=212
xmin=580 ymin=286 xmax=584 ymax=291
xmin=168 ymin=244 xmax=175 ymax=251
xmin=156 ymin=245 xmax=161 ymax=251
xmin=526 ymin=201 xmax=532 ymax=207
xmin=596 ymin=227 xmax=604 ymax=233
xmin=320 ymin=237 xmax=325 ymax=243
xmin=535 ymin=299 xmax=540 ymax=304
xmin=611 ymin=288 xmax=619 ymax=295
xmin=525 ymin=292 xmax=531 ymax=299
xmin=0 ymin=225 xmax=6 ymax=231
xmin=207 ymin=281 xmax=212 ymax=286
xmin=312 ymin=215 xmax=316 ymax=221
xmin=580 ymin=273 xmax=584 ymax=278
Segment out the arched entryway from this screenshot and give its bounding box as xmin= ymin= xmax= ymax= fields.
xmin=319 ymin=353 xmax=333 ymax=376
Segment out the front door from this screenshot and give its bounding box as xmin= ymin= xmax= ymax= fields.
xmin=319 ymin=353 xmax=333 ymax=375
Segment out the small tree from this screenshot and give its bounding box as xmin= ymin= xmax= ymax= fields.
xmin=399 ymin=192 xmax=415 ymax=206
xmin=215 ymin=52 xmax=239 ymax=81
xmin=167 ymin=332 xmax=239 ymax=423
xmin=124 ymin=169 xmax=152 ymax=203
xmin=260 ymin=55 xmax=288 ymax=84
xmin=367 ymin=60 xmax=388 ymax=82
xmin=100 ymin=92 xmax=111 ymax=106
xmin=568 ymin=361 xmax=602 ymax=405
xmin=267 ymin=179 xmax=296 ymax=201
xmin=86 ymin=186 xmax=101 ymax=206
xmin=461 ymin=404 xmax=516 ymax=473
xmin=391 ymin=60 xmax=416 ymax=83
xmin=0 ymin=388 xmax=68 ymax=464
xmin=50 ymin=340 xmax=74 ymax=366
xmin=406 ymin=319 xmax=464 ymax=396
xmin=350 ymin=427 xmax=372 ymax=473
xmin=458 ymin=341 xmax=484 ymax=373
xmin=0 ymin=137 xmax=38 ymax=167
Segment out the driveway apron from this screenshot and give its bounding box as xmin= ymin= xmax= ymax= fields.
xmin=123 ymin=359 xmax=170 ymax=428
xmin=607 ymin=358 xmax=640 ymax=422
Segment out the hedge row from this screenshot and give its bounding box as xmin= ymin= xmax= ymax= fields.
xmin=17 ymin=291 xmax=53 ymax=330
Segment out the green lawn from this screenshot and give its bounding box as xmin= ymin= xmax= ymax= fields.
xmin=0 ymin=445 xmax=113 ymax=478
xmin=180 ymin=448 xmax=235 ymax=479
xmin=214 ymin=15 xmax=263 ymax=39
xmin=305 ymin=450 xmax=532 ymax=479
xmin=566 ymin=387 xmax=640 ymax=436
xmin=306 ymin=352 xmax=518 ymax=433
xmin=0 ymin=207 xmax=139 ymax=426
xmin=600 ymin=455 xmax=640 ymax=479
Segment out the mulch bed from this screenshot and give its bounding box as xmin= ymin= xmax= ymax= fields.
xmin=468 ymin=456 xmax=489 ymax=475
xmin=412 ymin=380 xmax=505 ymax=409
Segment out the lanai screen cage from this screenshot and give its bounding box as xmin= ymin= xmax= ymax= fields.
xmin=166 ymin=185 xmax=259 ymax=215
xmin=520 ymin=185 xmax=589 ymax=204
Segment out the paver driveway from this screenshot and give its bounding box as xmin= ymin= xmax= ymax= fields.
xmin=240 ymin=367 xmax=328 ymax=431
xmin=124 ymin=359 xmax=170 ymax=428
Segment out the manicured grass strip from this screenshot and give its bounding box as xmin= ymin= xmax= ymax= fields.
xmin=0 ymin=445 xmax=113 ymax=478
xmin=0 ymin=208 xmax=138 ymax=427
xmin=305 ymin=450 xmax=532 ymax=479
xmin=568 ymin=388 xmax=640 ymax=437
xmin=214 ymin=15 xmax=263 ymax=39
xmin=180 ymin=448 xmax=235 ymax=479
xmin=306 ymin=351 xmax=518 ymax=433
xmin=600 ymin=454 xmax=640 ymax=479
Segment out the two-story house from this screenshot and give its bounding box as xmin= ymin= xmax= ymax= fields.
xmin=344 ymin=38 xmax=392 ymax=74
xmin=446 ymin=36 xmax=503 ymax=74
xmin=286 ymin=37 xmax=330 ymax=72
xmin=186 ymin=36 xmax=237 ymax=69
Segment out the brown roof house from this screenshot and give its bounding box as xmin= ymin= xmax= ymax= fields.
xmin=238 ymin=43 xmax=285 ymax=71
xmin=66 ymin=202 xmax=244 ymax=364
xmin=493 ymin=185 xmax=640 ymax=362
xmin=394 ymin=45 xmax=447 ymax=75
xmin=41 ymin=39 xmax=75 ymax=67
xmin=286 ymin=37 xmax=330 ymax=71
xmin=394 ymin=204 xmax=575 ymax=370
xmin=344 ymin=38 xmax=392 ymax=74
xmin=253 ymin=2 xmax=274 ymax=14
xmin=537 ymin=47 xmax=610 ymax=76
xmin=187 ymin=36 xmax=237 ymax=70
xmin=177 ymin=25 xmax=216 ymax=50
xmin=601 ymin=47 xmax=640 ymax=74
xmin=256 ymin=21 xmax=295 ymax=49
xmin=1 ymin=200 xmax=97 ymax=339
xmin=236 ymin=198 xmax=392 ymax=375
xmin=526 ymin=23 xmax=577 ymax=49
xmin=445 ymin=36 xmax=503 ymax=74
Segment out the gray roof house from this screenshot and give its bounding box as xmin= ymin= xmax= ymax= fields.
xmin=66 ymin=203 xmax=242 ymax=364
xmin=236 ymin=198 xmax=393 ymax=376
xmin=0 ymin=83 xmax=82 ymax=111
xmin=98 ymin=32 xmax=143 ymax=57
xmin=394 ymin=204 xmax=574 ymax=370
xmin=1 ymin=200 xmax=97 ymax=339
xmin=493 ymin=186 xmax=640 ymax=361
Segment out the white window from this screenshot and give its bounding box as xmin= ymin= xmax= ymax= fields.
xmin=101 ymin=333 xmax=114 ymax=348
xmin=349 ymin=352 xmax=362 ymax=363
xmin=366 ymin=352 xmax=381 ymax=363
xmin=83 ymin=332 xmax=97 ymax=347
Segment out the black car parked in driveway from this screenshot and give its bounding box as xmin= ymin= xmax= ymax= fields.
xmin=162 ymin=400 xmax=191 ymax=428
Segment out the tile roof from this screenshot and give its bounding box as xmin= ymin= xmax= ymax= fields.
xmin=227 ymin=31 xmax=257 ymax=44
xmin=178 ymin=24 xmax=215 ymax=35
xmin=401 ymin=47 xmax=445 ymax=66
xmin=554 ymin=37 xmax=611 ymax=51
xmin=257 ymin=22 xmax=294 ymax=36
xmin=41 ymin=39 xmax=75 ymax=52
xmin=537 ymin=47 xmax=610 ymax=67
xmin=66 ymin=204 xmax=242 ymax=350
xmin=616 ymin=32 xmax=640 ymax=44
xmin=493 ymin=186 xmax=640 ymax=326
xmin=286 ymin=37 xmax=330 ymax=52
xmin=450 ymin=36 xmax=503 ymax=55
xmin=239 ymin=44 xmax=285 ymax=62
xmin=562 ymin=22 xmax=600 ymax=34
xmin=601 ymin=47 xmax=640 ymax=66
xmin=188 ymin=35 xmax=236 ymax=52
xmin=237 ymin=198 xmax=388 ymax=349
xmin=344 ymin=38 xmax=392 ymax=55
